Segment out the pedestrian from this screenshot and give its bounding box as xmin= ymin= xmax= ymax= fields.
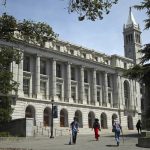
xmin=92 ymin=118 xmax=101 ymax=141
xmin=70 ymin=117 xmax=79 ymax=144
xmin=136 ymin=119 xmax=142 ymax=134
xmin=112 ymin=118 xmax=122 ymax=146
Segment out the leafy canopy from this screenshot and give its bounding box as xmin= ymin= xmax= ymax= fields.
xmin=68 ymin=0 xmax=118 ymax=21
xmin=0 ymin=13 xmax=58 ymax=46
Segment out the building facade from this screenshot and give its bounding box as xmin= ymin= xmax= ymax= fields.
xmin=1 ymin=8 xmax=142 ymax=130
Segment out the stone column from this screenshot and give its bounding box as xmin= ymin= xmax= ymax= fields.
xmin=66 ymin=62 xmax=72 ymax=102
xmin=92 ymin=69 xmax=97 ymax=106
xmin=104 ymin=71 xmax=108 ymax=107
xmin=113 ymin=74 xmax=119 ymax=108
xmin=130 ymin=80 xmax=134 ymax=110
xmin=80 ymin=66 xmax=84 ymax=104
xmin=17 ymin=52 xmax=24 ymax=97
xmin=52 ymin=59 xmax=56 ymax=100
xmin=35 ymin=55 xmax=41 ymax=98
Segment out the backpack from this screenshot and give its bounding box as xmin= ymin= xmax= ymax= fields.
xmin=93 ymin=122 xmax=100 ymax=128
xmin=71 ymin=121 xmax=78 ymax=133
xmin=113 ymin=122 xmax=121 ymax=132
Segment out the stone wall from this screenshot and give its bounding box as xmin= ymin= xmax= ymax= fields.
xmin=0 ymin=118 xmax=33 ymax=137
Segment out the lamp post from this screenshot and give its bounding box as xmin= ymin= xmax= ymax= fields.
xmin=50 ymin=99 xmax=54 ymax=138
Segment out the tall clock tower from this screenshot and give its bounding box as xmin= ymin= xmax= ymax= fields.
xmin=123 ymin=7 xmax=142 ymax=64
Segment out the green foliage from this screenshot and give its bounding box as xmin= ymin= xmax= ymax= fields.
xmin=134 ymin=0 xmax=150 ymax=30
xmin=0 ymin=132 xmax=11 ymax=137
xmin=0 ymin=46 xmax=20 ymax=123
xmin=68 ymin=0 xmax=118 ymax=21
xmin=0 ymin=13 xmax=57 ymax=124
xmin=0 ymin=13 xmax=58 ymax=46
xmin=0 ymin=96 xmax=13 ymax=123
xmin=0 ymin=46 xmax=21 ymax=95
xmin=124 ymin=44 xmax=150 ymax=86
xmin=0 ymin=13 xmax=17 ymax=40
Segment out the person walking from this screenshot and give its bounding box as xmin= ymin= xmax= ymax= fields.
xmin=112 ymin=118 xmax=122 ymax=146
xmin=70 ymin=117 xmax=79 ymax=144
xmin=136 ymin=119 xmax=142 ymax=135
xmin=92 ymin=118 xmax=101 ymax=141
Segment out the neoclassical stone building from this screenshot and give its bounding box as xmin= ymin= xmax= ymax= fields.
xmin=0 ymin=8 xmax=142 ymax=130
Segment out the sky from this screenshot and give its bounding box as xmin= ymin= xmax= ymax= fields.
xmin=0 ymin=0 xmax=149 ymax=57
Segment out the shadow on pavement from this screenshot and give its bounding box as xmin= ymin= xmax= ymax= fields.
xmin=106 ymin=144 xmax=118 ymax=147
xmin=104 ymin=133 xmax=139 ymax=138
xmin=88 ymin=139 xmax=100 ymax=142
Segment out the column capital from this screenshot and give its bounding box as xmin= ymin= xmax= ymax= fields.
xmin=65 ymin=61 xmax=72 ymax=65
xmin=79 ymin=65 xmax=85 ymax=69
xmin=35 ymin=53 xmax=42 ymax=57
xmin=51 ymin=57 xmax=57 ymax=61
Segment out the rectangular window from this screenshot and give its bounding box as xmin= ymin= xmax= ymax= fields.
xmin=84 ymin=88 xmax=89 ymax=104
xmin=23 ymin=56 xmax=30 ymax=72
xmin=70 ymin=49 xmax=74 ymax=55
xmin=71 ymin=86 xmax=76 ymax=101
xmin=71 ymin=67 xmax=75 ymax=80
xmin=96 ymin=72 xmax=100 ymax=85
xmin=84 ymin=70 xmax=88 ymax=83
xmin=40 ymin=81 xmax=46 ymax=99
xmin=56 ymin=45 xmax=60 ymax=51
xmin=108 ymin=93 xmax=111 ymax=104
xmin=124 ymin=63 xmax=127 ymax=69
xmin=23 ymin=79 xmax=30 ymax=96
xmin=56 ymin=64 xmax=61 ymax=78
xmin=40 ymin=60 xmax=46 ymax=75
xmin=107 ymin=75 xmax=111 ymax=87
xmin=82 ymin=53 xmax=86 ymax=58
xmin=56 ymin=84 xmax=61 ymax=99
xmin=97 ymin=91 xmax=100 ymax=102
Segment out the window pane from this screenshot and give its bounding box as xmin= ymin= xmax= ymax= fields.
xmin=96 ymin=72 xmax=100 ymax=85
xmin=56 ymin=84 xmax=61 ymax=99
xmin=71 ymin=67 xmax=75 ymax=80
xmin=56 ymin=64 xmax=61 ymax=78
xmin=71 ymin=86 xmax=76 ymax=101
xmin=40 ymin=60 xmax=46 ymax=75
xmin=40 ymin=81 xmax=46 ymax=99
xmin=107 ymin=75 xmax=111 ymax=87
xmin=108 ymin=93 xmax=111 ymax=103
xmin=23 ymin=79 xmax=30 ymax=96
xmin=23 ymin=56 xmax=30 ymax=72
xmin=84 ymin=70 xmax=88 ymax=83
xmin=97 ymin=91 xmax=100 ymax=102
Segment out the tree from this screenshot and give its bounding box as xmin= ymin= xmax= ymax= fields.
xmin=0 ymin=13 xmax=57 ymax=123
xmin=0 ymin=46 xmax=21 ymax=123
xmin=1 ymin=0 xmax=119 ymax=21
xmin=68 ymin=0 xmax=118 ymax=21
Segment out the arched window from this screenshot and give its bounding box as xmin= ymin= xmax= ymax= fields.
xmin=75 ymin=110 xmax=83 ymax=128
xmin=88 ymin=111 xmax=95 ymax=128
xmin=43 ymin=107 xmax=51 ymax=127
xmin=124 ymin=81 xmax=130 ymax=109
xmin=60 ymin=109 xmax=68 ymax=127
xmin=101 ymin=113 xmax=107 ymax=129
xmin=25 ymin=105 xmax=36 ymax=125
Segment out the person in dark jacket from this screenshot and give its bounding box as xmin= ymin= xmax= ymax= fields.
xmin=70 ymin=117 xmax=79 ymax=144
xmin=136 ymin=119 xmax=142 ymax=134
xmin=92 ymin=118 xmax=101 ymax=141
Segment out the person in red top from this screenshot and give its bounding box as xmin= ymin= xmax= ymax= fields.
xmin=92 ymin=118 xmax=101 ymax=141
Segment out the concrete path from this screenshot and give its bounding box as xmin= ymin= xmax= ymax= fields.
xmin=0 ymin=131 xmax=144 ymax=150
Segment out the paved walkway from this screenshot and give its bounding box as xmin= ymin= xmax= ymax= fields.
xmin=0 ymin=131 xmax=145 ymax=150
